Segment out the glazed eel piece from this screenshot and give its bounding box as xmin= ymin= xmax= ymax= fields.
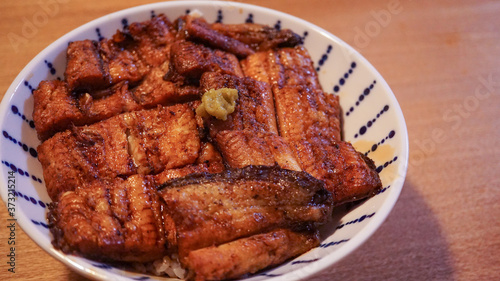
xmin=198 ymin=71 xmax=302 ymax=170
xmin=177 ymin=15 xmax=302 ymax=58
xmin=33 ymin=15 xmax=250 ymax=141
xmin=185 ymin=228 xmax=320 ymax=281
xmin=158 ymin=165 xmax=332 ymax=280
xmin=48 ymin=175 xmax=177 ymax=263
xmin=241 ymin=46 xmax=382 ymax=204
xmin=37 ymin=104 xmax=201 ymax=201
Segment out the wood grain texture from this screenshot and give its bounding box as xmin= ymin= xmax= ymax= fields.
xmin=1 ymin=0 xmax=499 ymax=280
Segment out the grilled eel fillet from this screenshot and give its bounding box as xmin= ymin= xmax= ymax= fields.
xmin=44 ymin=120 xmax=224 ymax=262
xmin=34 ymin=20 xmax=245 ymax=141
xmin=65 ymin=15 xmax=175 ymax=93
xmin=165 ymin=40 xmax=243 ymax=81
xmin=185 ymin=228 xmax=319 ymax=281
xmin=153 ymin=142 xmax=225 ymax=184
xmin=214 ymin=130 xmax=301 ymax=171
xmin=210 ymin=22 xmax=303 ymax=52
xmin=199 ymin=71 xmax=278 ymax=137
xmin=198 ymin=72 xmax=303 ymax=170
xmin=38 ymin=104 xmax=201 ymax=201
xmin=158 ymin=165 xmax=332 ymax=277
xmin=176 ymin=15 xmax=254 ymax=58
xmin=33 ymin=14 xmax=304 ymax=141
xmin=48 ymin=175 xmax=176 ymax=263
xmin=242 ymin=47 xmax=382 ymax=204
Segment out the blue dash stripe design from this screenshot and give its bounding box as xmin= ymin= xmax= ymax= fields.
xmin=354 ymin=105 xmax=389 ymax=138
xmin=15 ymin=191 xmax=49 ymax=208
xmin=11 ymin=105 xmax=36 ymax=129
xmin=315 ymin=45 xmax=332 ymax=72
xmin=121 ymin=18 xmax=129 ymax=30
xmin=274 ymin=20 xmax=281 ymax=31
xmin=319 ymin=239 xmax=350 ymax=248
xmin=377 ymin=185 xmax=391 ymax=195
xmin=43 ymin=60 xmax=56 ymax=75
xmin=245 ymin=13 xmax=254 ymax=23
xmin=375 ymin=156 xmax=398 ymax=173
xmin=2 ymin=160 xmax=43 ymax=183
xmin=301 ymin=31 xmax=309 ymax=42
xmin=31 ymin=219 xmax=49 ymax=228
xmin=333 ymin=62 xmax=356 ymax=93
xmin=345 ymin=80 xmax=377 ymax=117
xmin=291 ymin=258 xmax=320 ymax=265
xmin=23 ymin=80 xmax=36 ymax=94
xmin=92 ymin=263 xmax=114 ymax=269
xmin=96 ymin=28 xmax=104 ymax=41
xmin=2 ymin=130 xmax=38 ymax=158
xmin=364 ymin=130 xmax=396 ymax=156
xmin=336 ymin=212 xmax=376 ymax=230
xmin=215 ymin=9 xmax=223 ymax=23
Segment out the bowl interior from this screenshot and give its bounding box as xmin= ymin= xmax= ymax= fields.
xmin=0 ymin=1 xmax=408 ymax=280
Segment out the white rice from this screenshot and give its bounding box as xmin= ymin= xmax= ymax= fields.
xmin=133 ymin=254 xmax=187 ymax=280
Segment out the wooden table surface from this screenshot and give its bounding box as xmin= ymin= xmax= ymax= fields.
xmin=1 ymin=0 xmax=499 ymax=280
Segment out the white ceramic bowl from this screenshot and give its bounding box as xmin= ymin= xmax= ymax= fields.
xmin=0 ymin=1 xmax=408 ymax=280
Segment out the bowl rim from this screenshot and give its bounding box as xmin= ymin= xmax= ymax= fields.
xmin=0 ymin=1 xmax=409 ymax=280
